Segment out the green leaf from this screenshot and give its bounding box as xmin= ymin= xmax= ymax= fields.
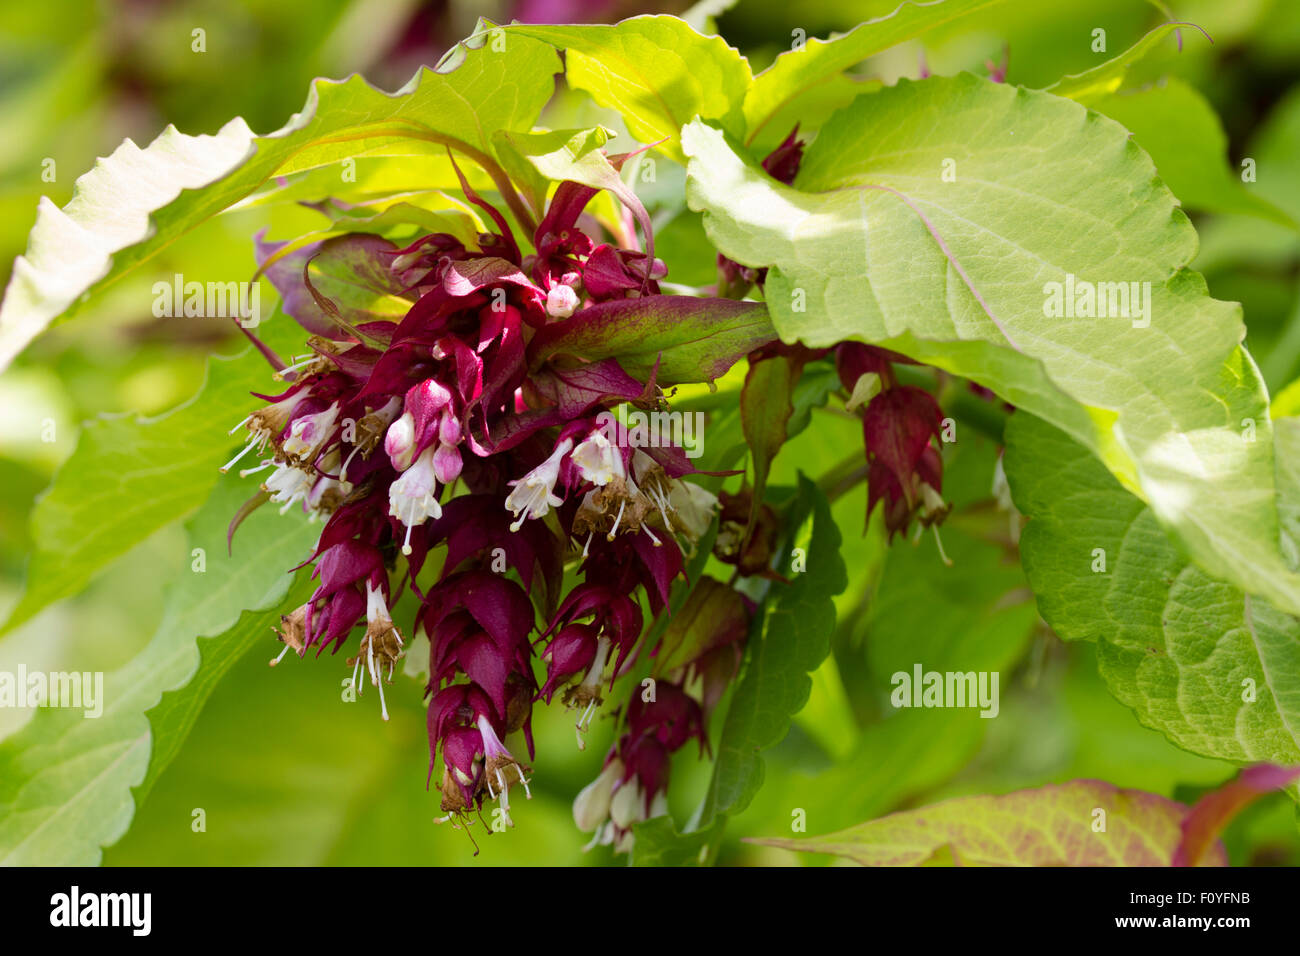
xmin=137 ymin=568 xmax=316 ymax=807
xmin=742 ymin=0 xmax=1004 ymax=150
xmin=0 ymin=470 xmax=318 ymax=864
xmin=490 ymin=135 xmax=561 ymax=223
xmin=682 ymin=75 xmax=1300 ymax=618
xmin=1044 ymin=21 xmax=1196 ymax=102
xmin=254 ymin=201 xmax=480 ymax=278
xmin=1047 ymin=26 xmax=1290 ymax=231
xmin=746 ymin=438 xmax=1034 ymax=841
xmin=236 ymin=155 xmax=497 ymax=213
xmin=3 ymin=340 xmax=290 ymax=636
xmin=1247 ymin=85 xmax=1300 ymax=226
xmin=1003 ymin=412 xmax=1300 ymax=767
xmin=706 ymin=476 xmax=846 ymax=820
xmin=746 ymin=75 xmax=884 ymax=156
xmin=749 ymin=780 xmax=1228 ymax=866
xmin=0 ymin=34 xmax=560 ymax=367
xmin=0 ymin=121 xmax=255 ymax=369
xmin=1274 ymin=417 xmax=1300 ymax=569
xmin=630 ymin=815 xmax=720 ymax=866
xmin=508 ymin=16 xmax=753 ymax=164
xmin=786 ymin=360 xmax=840 ymax=439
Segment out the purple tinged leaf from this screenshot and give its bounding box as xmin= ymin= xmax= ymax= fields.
xmin=625 ymin=683 xmax=708 ymax=755
xmin=226 ymin=489 xmax=270 ymax=555
xmin=526 ymin=358 xmax=649 ymax=415
xmin=475 ymin=358 xmax=648 ymax=454
xmin=532 ymin=179 xmax=600 ymax=256
xmin=312 ymin=539 xmax=383 ymax=593
xmin=862 ymin=386 xmax=944 ymax=486
xmin=421 ymin=495 xmax=563 ymax=603
xmin=740 ymin=351 xmax=797 ymax=536
xmin=255 ymin=231 xmax=412 ymax=338
xmin=539 ymin=624 xmax=599 ymax=702
xmin=453 ymin=634 xmax=514 ymax=720
xmin=652 ymin=575 xmax=747 ymax=677
xmin=529 ymin=296 xmax=775 ymax=385
xmin=748 ymin=780 xmax=1230 ymax=867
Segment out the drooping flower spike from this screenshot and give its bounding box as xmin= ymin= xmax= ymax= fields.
xmin=836 ymin=343 xmax=953 ymax=554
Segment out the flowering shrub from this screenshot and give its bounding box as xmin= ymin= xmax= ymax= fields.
xmin=3 ymin=4 xmax=1300 ymax=868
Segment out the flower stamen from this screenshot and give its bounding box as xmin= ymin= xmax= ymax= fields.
xmin=220 ymin=439 xmax=260 ymax=474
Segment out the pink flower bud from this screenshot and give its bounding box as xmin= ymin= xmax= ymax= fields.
xmin=433 ymin=442 xmax=463 ymax=484
xmin=385 ymin=412 xmax=416 ymax=471
xmin=439 ymin=409 xmax=462 ymax=446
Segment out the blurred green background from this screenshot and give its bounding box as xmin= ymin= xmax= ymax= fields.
xmin=2 ymin=0 xmax=1299 ymax=865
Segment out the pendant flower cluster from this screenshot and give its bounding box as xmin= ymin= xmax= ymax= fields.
xmin=227 ymin=153 xmax=761 ymax=853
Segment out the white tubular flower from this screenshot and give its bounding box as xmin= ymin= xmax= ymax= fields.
xmin=388 ymin=444 xmax=443 ymax=555
xmin=281 ymin=403 xmax=341 ymax=463
xmin=568 ymin=636 xmax=611 ymax=749
xmin=244 ymin=394 xmax=300 ymax=442
xmin=223 ymin=394 xmax=304 ymax=473
xmin=505 ymin=438 xmax=573 ymax=531
xmin=305 ymin=474 xmax=344 ymax=516
xmin=609 ymin=779 xmax=646 ymax=831
xmin=573 ymin=758 xmax=624 ymax=832
xmin=360 ymin=396 xmax=403 ymax=443
xmin=631 ymin=451 xmax=676 ymax=538
xmin=264 ymin=463 xmax=316 ymax=514
xmin=350 ymin=582 xmax=405 ymax=721
xmin=608 ymin=786 xmax=667 ymax=855
xmin=919 ymin=481 xmax=947 ymax=515
xmin=991 ymin=453 xmax=1021 ymax=545
xmin=477 ymin=714 xmax=531 ymax=827
xmin=571 ymin=430 xmax=624 ymax=486
xmin=667 ymin=480 xmax=719 ymax=541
